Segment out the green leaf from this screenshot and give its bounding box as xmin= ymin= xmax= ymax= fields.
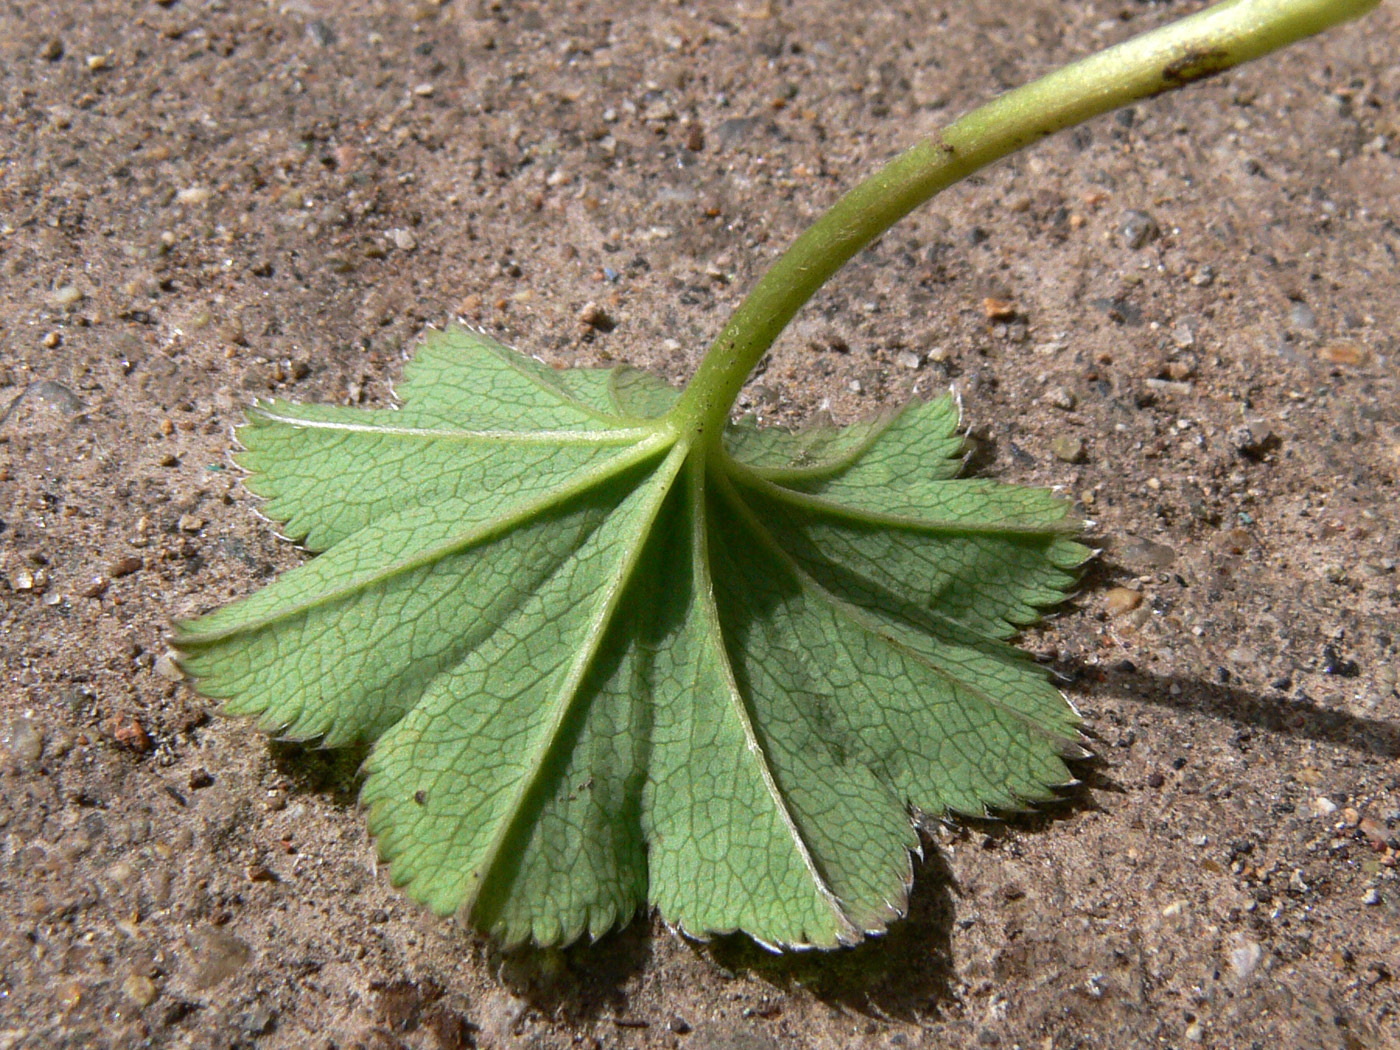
xmin=175 ymin=326 xmax=1088 ymax=949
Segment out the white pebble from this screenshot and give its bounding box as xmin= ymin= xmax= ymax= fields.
xmin=4 ymin=717 xmax=44 ymax=768
xmin=1229 ymin=938 xmax=1263 ymax=979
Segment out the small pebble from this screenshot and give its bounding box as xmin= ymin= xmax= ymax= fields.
xmin=1143 ymin=377 xmax=1192 ymax=396
xmin=306 ymin=20 xmax=336 ymax=47
xmin=1314 ymin=796 xmax=1337 ymax=818
xmin=7 ymin=567 xmax=47 ymax=593
xmin=390 ymin=228 xmax=417 ymax=252
xmin=176 ymin=186 xmax=211 ymax=206
xmin=238 ymin=1006 xmax=276 ymax=1036
xmin=1117 ymin=536 xmax=1177 ymax=571
xmin=981 ymin=297 xmax=1017 ymax=322
xmin=1230 ymin=420 xmax=1275 ymax=459
xmin=114 ymin=719 xmax=153 ymax=753
xmin=40 ymin=37 xmax=64 ymax=61
xmin=1319 ymin=343 xmax=1367 ymax=366
xmin=1050 ymin=435 xmax=1084 ymax=463
xmin=578 ymin=301 xmax=615 ymax=332
xmin=107 ymin=555 xmax=144 ymax=577
xmin=50 ymin=285 xmax=83 ymax=308
xmin=1184 ymin=1022 xmax=1203 ymax=1043
xmin=1043 ymin=386 xmax=1076 ymax=411
xmin=1105 ymin=587 xmax=1143 ymax=616
xmin=107 ymin=858 xmax=137 ymax=884
xmin=123 ymin=974 xmax=158 ymax=1008
xmin=86 ymin=53 xmax=109 ymax=72
xmin=148 ymin=867 xmax=173 ymax=905
xmin=1363 ymin=887 xmax=1382 ymax=906
xmin=178 ymin=514 xmax=205 ymax=533
xmin=412 ymin=82 xmax=435 ymax=97
xmin=1118 ymin=209 xmax=1158 ymax=249
xmin=4 ymin=717 xmax=45 ymax=768
xmin=712 ymin=115 xmax=767 ymax=150
xmin=1359 ymin=816 xmax=1387 ymax=847
xmin=1321 ymin=643 xmax=1359 ymax=676
xmin=895 ymin=350 xmax=921 ymax=370
xmin=1170 ymin=320 xmax=1196 ymax=348
xmin=1229 ymin=937 xmax=1264 ymax=979
xmin=1288 ymin=301 xmax=1317 ymax=332
xmin=1165 ymin=358 xmax=1195 ymax=380
xmin=81 ymin=576 xmax=110 ymax=598
xmin=154 ymin=653 xmax=185 ymax=682
xmin=42 ymin=331 xmax=61 ymax=349
xmin=190 ymin=929 xmax=252 ymax=990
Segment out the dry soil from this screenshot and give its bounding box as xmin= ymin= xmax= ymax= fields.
xmin=1 ymin=1 xmax=1398 ymax=1049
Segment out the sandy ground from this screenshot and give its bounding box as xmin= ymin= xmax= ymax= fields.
xmin=2 ymin=1 xmax=1398 ymax=1047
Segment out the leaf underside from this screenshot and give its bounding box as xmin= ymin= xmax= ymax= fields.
xmin=175 ymin=326 xmax=1088 ymax=950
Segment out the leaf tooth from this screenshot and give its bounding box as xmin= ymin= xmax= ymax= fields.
xmin=1057 ymin=737 xmax=1095 ymax=762
xmin=587 ymin=902 xmax=631 ymax=945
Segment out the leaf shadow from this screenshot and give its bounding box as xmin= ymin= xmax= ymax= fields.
xmin=1060 ymin=658 xmax=1400 ymax=760
xmin=701 ymin=846 xmax=961 ymax=1022
xmin=693 ymin=755 xmax=1104 ymax=1023
xmin=1033 ymin=544 xmax=1399 ymax=758
xmin=470 ymin=778 xmax=1104 ymax=1028
xmin=485 ymin=921 xmax=655 ymax=1025
xmin=266 ymin=739 xmax=369 ymax=806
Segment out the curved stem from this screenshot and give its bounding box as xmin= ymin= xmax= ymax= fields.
xmin=668 ymin=0 xmax=1379 ymax=444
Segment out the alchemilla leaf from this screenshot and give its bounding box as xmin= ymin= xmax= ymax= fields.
xmin=176 ymin=326 xmax=1088 ymax=949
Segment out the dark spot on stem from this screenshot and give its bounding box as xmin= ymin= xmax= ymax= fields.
xmin=1161 ymin=48 xmax=1231 ymax=88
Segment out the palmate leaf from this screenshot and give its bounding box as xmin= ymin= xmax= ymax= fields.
xmin=174 ymin=326 xmax=1088 ymax=949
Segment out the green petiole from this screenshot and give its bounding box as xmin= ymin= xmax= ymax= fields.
xmin=668 ymin=0 xmax=1380 ymax=445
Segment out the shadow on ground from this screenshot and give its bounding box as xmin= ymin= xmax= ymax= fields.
xmin=1063 ymin=659 xmax=1400 ymax=760
xmin=258 ymin=654 xmax=1397 ymax=1027
xmin=703 ymin=846 xmax=961 ymax=1022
